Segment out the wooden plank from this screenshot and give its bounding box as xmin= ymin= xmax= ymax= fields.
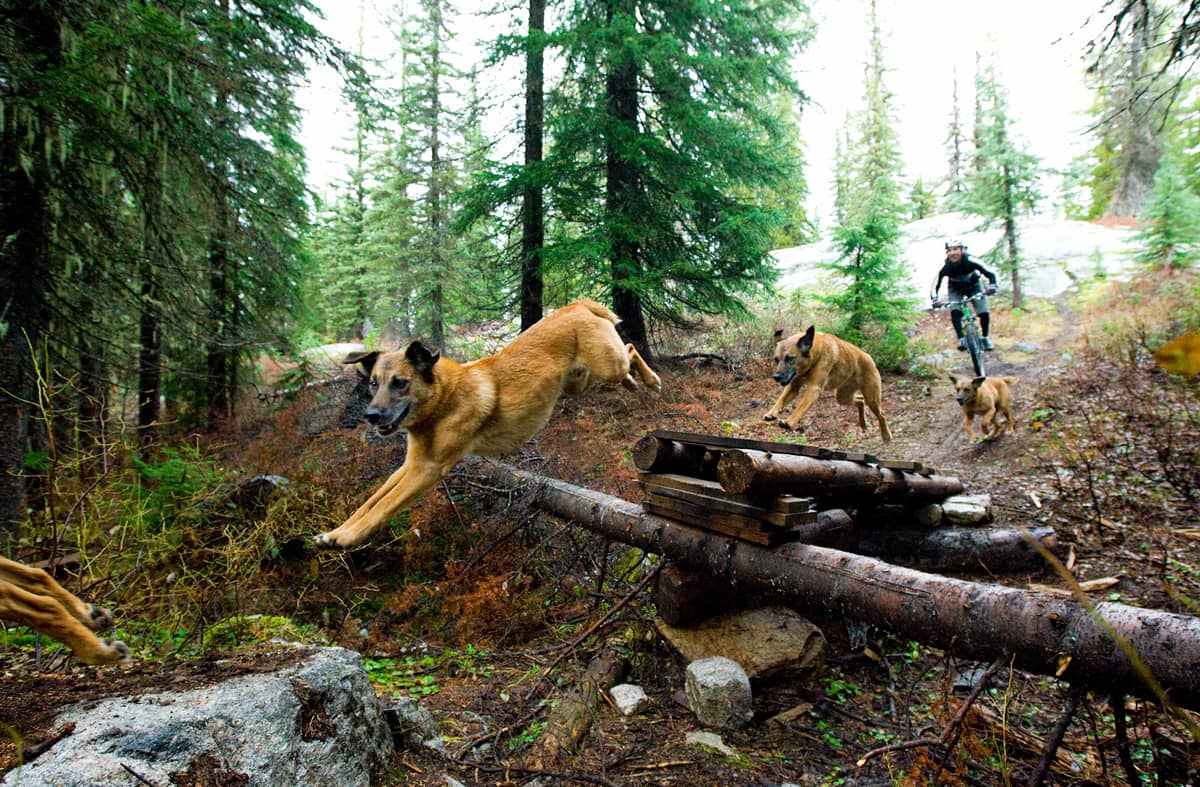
xmin=650 ymin=429 xmax=879 ymax=466
xmin=643 ymin=498 xmax=791 ymax=547
xmin=641 ymin=482 xmax=817 ymax=529
xmin=637 ymin=473 xmax=814 ymax=514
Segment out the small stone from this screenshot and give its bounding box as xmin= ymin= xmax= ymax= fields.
xmin=684 ymin=656 xmax=753 ymax=730
xmin=609 ymin=683 xmax=651 ymax=716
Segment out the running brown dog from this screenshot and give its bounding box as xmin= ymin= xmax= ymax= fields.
xmin=0 ymin=556 xmax=131 ymax=664
xmin=315 ymin=299 xmax=662 ymax=549
xmin=763 ymin=326 xmax=892 ymax=442
xmin=950 ymin=374 xmax=1018 ymax=439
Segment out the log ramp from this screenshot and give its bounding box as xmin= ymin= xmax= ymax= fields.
xmin=465 ymin=430 xmax=1200 ymax=713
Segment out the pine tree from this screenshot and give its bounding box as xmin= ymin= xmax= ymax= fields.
xmin=1083 ymin=0 xmax=1169 ymax=217
xmin=944 ymin=68 xmax=968 ymax=207
xmin=820 ymin=0 xmax=914 ymax=370
xmin=468 ymin=0 xmax=813 ymax=359
xmin=1133 ymin=155 xmax=1200 ymax=270
xmin=968 ymin=62 xmax=1041 ymax=309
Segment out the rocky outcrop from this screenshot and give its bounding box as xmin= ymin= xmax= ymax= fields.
xmin=2 ymin=646 xmax=393 ymax=787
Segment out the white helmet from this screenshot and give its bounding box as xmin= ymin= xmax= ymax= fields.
xmin=945 ymin=238 xmax=965 ymax=250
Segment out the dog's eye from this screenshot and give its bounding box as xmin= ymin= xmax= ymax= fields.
xmin=368 ymin=378 xmax=378 ymax=390
xmin=391 ymin=378 xmax=409 ymax=393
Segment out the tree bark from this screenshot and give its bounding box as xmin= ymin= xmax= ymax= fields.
xmin=605 ymin=0 xmax=652 ymax=363
xmin=0 ymin=1 xmax=57 ymax=549
xmin=471 ymin=459 xmax=1200 ymax=711
xmin=717 ymin=448 xmax=964 ymax=500
xmin=855 ymin=525 xmax=1057 ymax=572
xmin=519 ymin=0 xmax=546 ymax=332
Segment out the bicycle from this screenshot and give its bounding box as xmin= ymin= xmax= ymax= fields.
xmin=931 ymin=290 xmax=990 ymax=377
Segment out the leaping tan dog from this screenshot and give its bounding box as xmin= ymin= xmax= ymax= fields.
xmin=0 ymin=556 xmax=131 ymax=664
xmin=315 ymin=299 xmax=662 ymax=549
xmin=763 ymin=326 xmax=892 ymax=442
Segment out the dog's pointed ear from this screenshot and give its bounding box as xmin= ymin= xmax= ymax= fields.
xmin=343 ymin=350 xmax=380 ymax=375
xmin=405 ymin=341 xmax=440 ymax=382
xmin=772 ymin=328 xmax=784 ymax=342
xmin=798 ymin=326 xmax=816 ymax=356
xmin=948 ymin=374 xmax=959 ymax=385
xmin=971 ymin=376 xmax=986 ymax=389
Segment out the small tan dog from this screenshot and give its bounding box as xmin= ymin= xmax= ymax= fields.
xmin=950 ymin=374 xmax=1018 ymax=439
xmin=315 ymin=299 xmax=661 ymax=548
xmin=0 ymin=556 xmax=131 ymax=664
xmin=763 ymin=326 xmax=891 ymax=442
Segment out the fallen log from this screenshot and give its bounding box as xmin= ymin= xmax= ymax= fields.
xmin=469 ymin=459 xmax=1200 ymax=711
xmin=855 ymin=526 xmax=1058 ymax=572
xmin=526 ymin=647 xmax=628 ymax=770
xmin=717 ymin=449 xmax=965 ymax=500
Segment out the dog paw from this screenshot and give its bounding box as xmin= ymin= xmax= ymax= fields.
xmin=88 ymin=604 xmax=115 ymax=632
xmin=99 ymin=638 xmax=133 ymax=664
xmin=762 ymin=413 xmax=777 ymax=422
xmin=313 ymin=531 xmax=353 ymax=550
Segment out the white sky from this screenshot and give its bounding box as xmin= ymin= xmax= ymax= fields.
xmin=298 ymin=0 xmax=1108 ymax=225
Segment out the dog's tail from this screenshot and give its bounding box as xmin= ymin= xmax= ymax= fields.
xmin=998 ymin=375 xmax=1019 ymax=385
xmin=578 ymin=298 xmax=620 ymax=325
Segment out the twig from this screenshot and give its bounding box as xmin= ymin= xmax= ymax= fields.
xmin=1111 ymin=691 xmax=1141 ymax=786
xmin=856 ymin=657 xmax=1004 ymax=768
xmin=534 ymin=564 xmax=662 ymax=684
xmin=120 ymin=762 xmax=160 ymax=786
xmin=1026 ymin=683 xmax=1084 ymax=787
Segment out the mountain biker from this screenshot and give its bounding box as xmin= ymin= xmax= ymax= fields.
xmin=932 ymin=239 xmax=999 ymax=351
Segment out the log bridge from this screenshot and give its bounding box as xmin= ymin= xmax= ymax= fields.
xmin=466 ymin=430 xmax=1200 ymax=712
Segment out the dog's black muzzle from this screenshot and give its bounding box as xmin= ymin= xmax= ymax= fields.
xmin=773 ymin=369 xmax=797 ymax=386
xmin=364 ymin=403 xmax=410 ymax=435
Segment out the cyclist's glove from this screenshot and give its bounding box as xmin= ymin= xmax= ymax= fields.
xmin=984 ymin=285 xmax=997 ymax=295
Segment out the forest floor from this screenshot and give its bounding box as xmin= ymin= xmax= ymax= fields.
xmin=3 ymin=281 xmax=1200 ymax=785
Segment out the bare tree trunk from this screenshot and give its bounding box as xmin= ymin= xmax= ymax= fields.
xmin=471 ymin=459 xmax=1200 ymax=711
xmin=605 ymin=0 xmax=652 ymax=363
xmin=519 ymin=0 xmax=546 ymax=332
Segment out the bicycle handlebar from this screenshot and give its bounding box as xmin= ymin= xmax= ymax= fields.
xmin=931 ymin=290 xmax=988 ymax=309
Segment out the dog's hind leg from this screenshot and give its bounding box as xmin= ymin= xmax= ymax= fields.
xmin=851 ymin=378 xmax=891 ymax=442
xmin=837 ymin=387 xmax=868 ymax=430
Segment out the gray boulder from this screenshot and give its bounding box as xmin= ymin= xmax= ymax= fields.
xmin=2 ymin=646 xmax=393 ymax=787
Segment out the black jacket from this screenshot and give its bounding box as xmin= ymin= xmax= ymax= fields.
xmin=935 ymin=253 xmax=997 ymax=295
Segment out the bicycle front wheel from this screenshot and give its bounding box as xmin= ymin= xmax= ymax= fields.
xmin=965 ymin=328 xmax=986 ymax=377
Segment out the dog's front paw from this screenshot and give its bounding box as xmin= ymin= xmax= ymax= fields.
xmin=313 ymin=530 xmax=357 ymax=550
xmin=104 ymin=639 xmax=133 ymax=664
xmin=87 ymin=604 xmax=115 ymax=632
xmin=762 ymin=412 xmax=777 ymax=422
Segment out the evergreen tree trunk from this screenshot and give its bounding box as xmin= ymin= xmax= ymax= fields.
xmin=207 ymin=211 xmax=233 ymax=424
xmin=77 ymin=265 xmax=109 ymax=466
xmin=1002 ymin=167 xmax=1024 ymax=309
xmin=428 ymin=1 xmax=446 ymax=350
xmin=138 ymin=260 xmax=162 ymax=445
xmin=1105 ymin=0 xmax=1161 ymax=218
xmin=604 ymin=0 xmax=651 ymax=362
xmin=0 ymin=1 xmax=57 ymax=550
xmin=520 ymin=0 xmax=546 ymax=332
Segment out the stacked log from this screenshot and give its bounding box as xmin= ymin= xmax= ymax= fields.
xmin=633 ymin=430 xmax=1055 ymax=572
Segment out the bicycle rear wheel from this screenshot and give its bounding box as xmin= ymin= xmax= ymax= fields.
xmin=965 ymin=327 xmax=986 ymax=377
